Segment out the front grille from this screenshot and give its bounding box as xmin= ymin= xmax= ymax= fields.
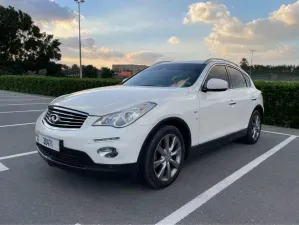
xmin=44 ymin=106 xmax=88 ymax=129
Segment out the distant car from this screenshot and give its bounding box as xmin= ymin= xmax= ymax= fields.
xmin=35 ymin=58 xmax=264 ymax=189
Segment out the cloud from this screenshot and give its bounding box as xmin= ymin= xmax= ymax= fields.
xmin=271 ymin=2 xmax=299 ymax=25
xmin=60 ymin=37 xmax=96 ymax=49
xmin=168 ymin=36 xmax=180 ymax=45
xmin=1 ymin=0 xmax=80 ymax=37
xmin=252 ymin=45 xmax=299 ymax=64
xmin=58 ymin=35 xmax=165 ymax=66
xmin=1 ymin=0 xmax=75 ymax=21
xmin=183 ymin=1 xmax=299 ymax=63
xmin=124 ymin=51 xmax=164 ymax=64
xmin=60 ymin=42 xmax=165 ymax=67
xmin=184 ymin=2 xmax=232 ymax=25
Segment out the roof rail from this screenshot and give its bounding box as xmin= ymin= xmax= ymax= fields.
xmin=151 ymin=61 xmax=172 ymax=66
xmin=204 ymin=58 xmax=239 ymax=67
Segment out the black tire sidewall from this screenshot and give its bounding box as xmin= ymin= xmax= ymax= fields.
xmin=143 ymin=125 xmax=185 ymax=189
xmin=245 ymin=110 xmax=262 ymax=144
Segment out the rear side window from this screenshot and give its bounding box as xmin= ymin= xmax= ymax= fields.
xmin=227 ymin=67 xmax=247 ymax=89
xmin=243 ymin=74 xmax=252 ymax=87
xmin=204 ymin=65 xmax=230 ymax=88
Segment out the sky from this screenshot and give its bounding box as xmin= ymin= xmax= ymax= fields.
xmin=1 ymin=0 xmax=299 ymax=67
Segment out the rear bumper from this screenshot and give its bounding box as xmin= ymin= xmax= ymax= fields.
xmin=37 ymin=143 xmax=138 ymax=174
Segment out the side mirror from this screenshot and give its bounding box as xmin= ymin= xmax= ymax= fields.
xmin=120 ymin=78 xmax=128 ymax=84
xmin=202 ymin=78 xmax=228 ymax=92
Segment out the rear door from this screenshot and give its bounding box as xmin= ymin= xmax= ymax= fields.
xmin=198 ymin=64 xmax=236 ymax=144
xmin=226 ymin=66 xmax=256 ymax=131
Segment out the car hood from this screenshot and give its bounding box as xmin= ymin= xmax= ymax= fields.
xmin=51 ymin=85 xmax=189 ymax=115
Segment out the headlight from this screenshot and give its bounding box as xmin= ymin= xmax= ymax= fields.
xmin=92 ymin=102 xmax=157 ymax=128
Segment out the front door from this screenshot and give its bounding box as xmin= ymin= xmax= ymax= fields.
xmin=198 ymin=64 xmax=236 ymax=144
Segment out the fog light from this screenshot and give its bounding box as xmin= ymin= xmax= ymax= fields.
xmin=97 ymin=147 xmax=118 ymax=158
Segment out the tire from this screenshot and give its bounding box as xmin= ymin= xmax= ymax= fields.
xmin=243 ymin=110 xmax=262 ymax=144
xmin=141 ymin=125 xmax=185 ymax=189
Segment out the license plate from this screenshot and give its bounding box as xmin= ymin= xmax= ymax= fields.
xmin=36 ymin=133 xmax=60 ymax=152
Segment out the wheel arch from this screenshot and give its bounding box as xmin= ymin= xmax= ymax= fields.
xmin=254 ymin=104 xmax=264 ymax=122
xmin=137 ymin=117 xmax=192 ymax=164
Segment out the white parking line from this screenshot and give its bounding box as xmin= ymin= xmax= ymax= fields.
xmin=262 ymin=130 xmax=297 ymax=137
xmin=0 ymin=97 xmax=49 ymax=100
xmin=0 ymin=162 xmax=9 ymax=172
xmin=155 ymin=135 xmax=297 ymax=225
xmin=0 ymin=123 xmax=35 ymax=128
xmin=0 ymin=95 xmax=36 ymax=98
xmin=0 ymin=151 xmax=38 ymax=172
xmin=0 ymin=150 xmax=38 ymax=161
xmin=0 ymin=98 xmax=50 ymax=101
xmin=0 ymin=103 xmax=49 ymax=107
xmin=0 ymin=92 xmax=37 ymax=96
xmin=0 ymin=110 xmax=44 ymax=114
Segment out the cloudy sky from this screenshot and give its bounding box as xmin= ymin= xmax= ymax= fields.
xmin=1 ymin=0 xmax=299 ymax=67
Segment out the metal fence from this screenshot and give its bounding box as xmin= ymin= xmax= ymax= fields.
xmin=251 ymin=73 xmax=299 ymax=82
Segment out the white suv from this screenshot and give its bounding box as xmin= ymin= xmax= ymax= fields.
xmin=35 ymin=58 xmax=264 ymax=189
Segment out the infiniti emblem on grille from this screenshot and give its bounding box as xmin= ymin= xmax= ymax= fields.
xmin=49 ymin=114 xmax=59 ymax=123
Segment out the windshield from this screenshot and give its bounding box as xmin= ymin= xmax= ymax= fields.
xmin=123 ymin=63 xmax=207 ymax=87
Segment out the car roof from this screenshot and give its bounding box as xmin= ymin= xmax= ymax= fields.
xmin=153 ymin=59 xmax=249 ymax=76
xmin=155 ymin=58 xmax=239 ymax=67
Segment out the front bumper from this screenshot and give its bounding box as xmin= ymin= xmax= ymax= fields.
xmin=35 ymin=112 xmax=153 ymax=165
xmin=37 ymin=143 xmax=138 ymax=173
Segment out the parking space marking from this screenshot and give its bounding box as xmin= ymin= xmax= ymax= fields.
xmin=0 ymin=110 xmax=44 ymax=114
xmin=262 ymin=130 xmax=297 ymax=137
xmin=0 ymin=122 xmax=35 ymax=128
xmin=0 ymin=95 xmax=39 ymax=98
xmin=0 ymin=93 xmax=34 ymax=96
xmin=0 ymin=162 xmax=9 ymax=172
xmin=155 ymin=135 xmax=297 ymax=225
xmin=0 ymin=98 xmax=50 ymax=102
xmin=0 ymin=103 xmax=49 ymax=107
xmin=0 ymin=150 xmax=38 ymax=161
xmin=0 ymin=151 xmax=38 ymax=173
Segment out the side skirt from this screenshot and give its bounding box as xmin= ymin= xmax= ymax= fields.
xmin=189 ymin=129 xmax=247 ymax=156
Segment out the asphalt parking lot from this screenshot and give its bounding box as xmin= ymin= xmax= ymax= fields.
xmin=0 ymin=90 xmax=299 ymax=225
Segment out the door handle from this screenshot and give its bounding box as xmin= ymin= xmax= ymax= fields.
xmin=251 ymin=96 xmax=257 ymax=101
xmin=229 ymin=100 xmax=236 ymax=105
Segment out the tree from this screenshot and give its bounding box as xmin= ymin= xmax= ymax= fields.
xmin=83 ymin=65 xmax=99 ymax=78
xmin=0 ymin=5 xmax=61 ymax=72
xmin=240 ymin=58 xmax=249 ymax=71
xmin=100 ymin=67 xmax=114 ymax=78
xmin=71 ymin=64 xmax=80 ymax=77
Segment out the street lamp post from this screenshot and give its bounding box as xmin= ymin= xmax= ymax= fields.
xmin=249 ymin=49 xmax=256 ymax=77
xmin=74 ymin=0 xmax=84 ymax=78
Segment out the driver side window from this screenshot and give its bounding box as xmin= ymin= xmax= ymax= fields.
xmin=204 ymin=65 xmax=231 ymax=88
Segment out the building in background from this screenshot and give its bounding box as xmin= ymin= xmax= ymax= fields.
xmin=112 ymin=64 xmax=148 ymax=78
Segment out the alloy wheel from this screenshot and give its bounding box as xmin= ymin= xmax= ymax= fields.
xmin=251 ymin=114 xmax=261 ymax=140
xmin=153 ymin=134 xmax=182 ymax=182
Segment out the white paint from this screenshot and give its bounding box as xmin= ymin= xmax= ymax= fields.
xmin=0 ymin=98 xmax=50 ymax=101
xmin=0 ymin=122 xmax=35 ymax=128
xmin=0 ymin=162 xmax=9 ymax=172
xmin=0 ymin=94 xmax=48 ymax=97
xmin=0 ymin=103 xmax=48 ymax=107
xmin=0 ymin=110 xmax=44 ymax=114
xmin=0 ymin=151 xmax=38 ymax=160
xmin=0 ymin=95 xmax=34 ymax=97
xmin=155 ymin=135 xmax=297 ymax=225
xmin=262 ymin=130 xmax=297 ymax=137
xmin=0 ymin=91 xmax=36 ymax=96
